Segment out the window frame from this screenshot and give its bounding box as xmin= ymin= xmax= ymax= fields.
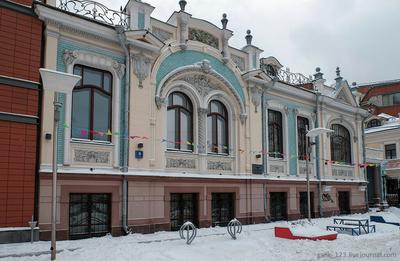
xmin=207 ymin=100 xmax=229 ymax=155
xmin=330 ymin=124 xmax=352 ymax=164
xmin=385 ymin=144 xmax=397 ymax=159
xmin=297 ymin=116 xmax=309 ymax=161
xmin=72 ymin=64 xmax=113 ymax=142
xmin=167 ymin=92 xmax=194 ymax=152
xmin=366 ymin=119 xmax=381 ymax=128
xmin=268 ymin=109 xmax=283 ymax=158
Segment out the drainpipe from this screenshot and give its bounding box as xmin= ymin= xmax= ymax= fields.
xmin=315 ymin=92 xmax=323 ymax=217
xmin=361 ymin=115 xmax=369 ymax=212
xmin=116 ymin=25 xmax=131 ymax=234
xmin=261 ymin=78 xmax=276 ymax=222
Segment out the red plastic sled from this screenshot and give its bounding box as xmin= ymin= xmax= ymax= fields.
xmin=274 ymin=226 xmax=337 ymax=241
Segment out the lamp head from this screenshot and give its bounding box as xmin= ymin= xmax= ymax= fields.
xmin=306 ymin=127 xmax=334 ymax=138
xmin=39 ymin=68 xmax=81 ymax=95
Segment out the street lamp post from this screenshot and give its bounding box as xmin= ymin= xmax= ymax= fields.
xmin=39 ymin=69 xmax=81 ymax=260
xmin=305 ymin=127 xmax=334 ymax=222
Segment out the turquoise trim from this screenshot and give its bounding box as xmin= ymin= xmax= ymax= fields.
xmin=56 ymin=38 xmax=125 ymax=164
xmin=288 ymin=109 xmax=297 ymax=175
xmin=266 ymin=97 xmax=315 ymax=176
xmin=156 ymin=50 xmax=245 ymax=103
xmin=138 ymin=12 xmax=145 ymax=29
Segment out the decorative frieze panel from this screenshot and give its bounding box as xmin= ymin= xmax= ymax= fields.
xmin=332 ymin=165 xmax=354 ymax=177
xmin=152 ymin=27 xmax=173 ymax=42
xmin=166 ymin=158 xmax=196 ymax=169
xmin=231 ymin=54 xmax=245 ymax=71
xmin=207 ymin=161 xmax=232 ymax=171
xmin=188 ymin=28 xmax=219 ymax=49
xmin=298 ymin=161 xmax=314 ymax=176
xmin=74 ymin=149 xmax=110 ymax=164
xmin=269 ymin=164 xmax=284 ymax=174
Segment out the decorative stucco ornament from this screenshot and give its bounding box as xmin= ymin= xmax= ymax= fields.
xmin=112 ymin=61 xmax=126 ymax=78
xmin=250 ymin=85 xmax=262 ymax=112
xmin=227 ymin=218 xmax=242 ymax=239
xmin=63 ymin=49 xmax=78 ymax=65
xmin=131 ymin=53 xmax=152 ymax=88
xmin=155 ymin=96 xmax=166 ymax=109
xmin=179 ymin=221 xmax=197 ymax=245
xmin=199 ymin=59 xmax=212 ymax=74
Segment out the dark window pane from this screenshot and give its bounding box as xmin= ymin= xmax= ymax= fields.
xmin=72 ymin=89 xmax=90 ymax=139
xmin=385 ymin=144 xmax=397 ymax=159
xmin=73 ymin=66 xmax=82 ymax=86
xmin=268 ymin=110 xmax=283 ymax=158
xmin=167 ymin=92 xmax=193 ymax=151
xmin=330 ymin=124 xmax=351 ymax=164
xmin=83 ymin=67 xmax=102 ymax=87
xmin=103 ymin=73 xmax=112 ymax=93
xmin=93 ymin=91 xmax=111 ymax=141
xmin=167 ymin=109 xmax=176 ymax=149
xmin=207 ymin=100 xmax=228 ymax=154
xmin=297 ymin=117 xmax=309 ymax=160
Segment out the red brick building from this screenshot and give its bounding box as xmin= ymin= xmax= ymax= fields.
xmin=0 ymin=0 xmax=42 ymax=243
xmin=356 ymin=79 xmax=400 ymax=119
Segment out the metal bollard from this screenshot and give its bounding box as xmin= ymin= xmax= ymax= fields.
xmin=227 ymin=218 xmax=242 ymax=240
xmin=179 ymin=221 xmax=197 ymax=245
xmin=28 ymin=216 xmax=37 ymax=244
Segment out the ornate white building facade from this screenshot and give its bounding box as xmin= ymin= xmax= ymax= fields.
xmin=35 ymin=0 xmax=368 ymax=239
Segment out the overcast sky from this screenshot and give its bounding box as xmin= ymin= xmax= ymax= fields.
xmin=98 ymin=0 xmax=400 ymax=85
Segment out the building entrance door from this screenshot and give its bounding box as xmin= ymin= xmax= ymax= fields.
xmin=270 ymin=192 xmax=287 ymax=221
xmin=170 ymin=193 xmax=198 ymax=230
xmin=338 ymin=191 xmax=350 ymax=215
xmin=69 ymin=193 xmax=111 ymax=239
xmin=211 ymin=193 xmax=234 ymax=227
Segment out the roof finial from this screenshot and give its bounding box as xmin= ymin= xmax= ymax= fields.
xmin=179 ymin=0 xmax=187 ymax=12
xmin=335 ymin=66 xmax=343 ymax=85
xmin=314 ymin=67 xmax=324 ymax=80
xmin=221 ymin=13 xmax=228 ymax=29
xmin=245 ymin=29 xmax=252 ymax=45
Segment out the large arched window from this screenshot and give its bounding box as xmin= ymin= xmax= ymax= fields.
xmin=268 ymin=110 xmax=283 ymax=158
xmin=207 ymin=100 xmax=228 ymax=154
xmin=72 ymin=65 xmax=112 ymax=141
xmin=330 ymin=124 xmax=351 ymax=164
xmin=167 ymin=92 xmax=193 ymax=151
xmin=297 ymin=116 xmax=309 ymax=160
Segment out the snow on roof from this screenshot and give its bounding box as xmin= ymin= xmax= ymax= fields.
xmin=365 ymin=119 xmax=400 ymax=134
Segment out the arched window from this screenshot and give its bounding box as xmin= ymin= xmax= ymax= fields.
xmin=167 ymin=92 xmax=193 ymax=151
xmin=265 ymin=64 xmax=276 ymax=77
xmin=268 ymin=110 xmax=283 ymax=158
xmin=207 ymin=100 xmax=228 ymax=154
xmin=330 ymin=124 xmax=351 ymax=164
xmin=72 ymin=65 xmax=112 ymax=141
xmin=297 ymin=116 xmax=309 ymax=160
xmin=366 ymin=119 xmax=381 ymax=128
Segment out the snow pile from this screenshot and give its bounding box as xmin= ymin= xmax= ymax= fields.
xmin=0 ymin=208 xmax=399 ymax=261
xmin=284 ymin=221 xmax=337 ymax=237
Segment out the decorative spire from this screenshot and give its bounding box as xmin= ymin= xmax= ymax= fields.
xmin=313 ymin=67 xmax=324 ymax=80
xmin=179 ymin=0 xmax=187 ymax=12
xmin=335 ymin=66 xmax=343 ymax=84
xmin=245 ymin=29 xmax=252 ymax=45
xmin=336 ymin=66 xmax=341 ymax=77
xmin=221 ymin=13 xmax=228 ymax=29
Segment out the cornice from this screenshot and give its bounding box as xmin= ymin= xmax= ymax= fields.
xmin=35 ymin=4 xmax=119 ymax=46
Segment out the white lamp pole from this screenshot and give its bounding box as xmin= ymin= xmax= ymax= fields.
xmin=305 ymin=127 xmax=334 ymax=222
xmin=39 ymin=69 xmax=81 ymax=260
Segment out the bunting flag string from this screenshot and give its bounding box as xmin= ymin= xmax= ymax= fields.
xmin=62 ymin=123 xmax=380 ymax=167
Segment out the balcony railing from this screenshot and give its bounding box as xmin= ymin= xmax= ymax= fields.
xmin=276 ymin=68 xmax=312 ymax=86
xmin=58 ymin=0 xmax=130 ymax=29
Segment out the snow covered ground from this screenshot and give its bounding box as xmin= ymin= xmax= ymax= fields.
xmin=1 ymin=208 xmax=399 ymax=261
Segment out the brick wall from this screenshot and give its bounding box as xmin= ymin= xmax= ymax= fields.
xmin=0 ymin=6 xmax=42 ymax=82
xmin=0 ymin=121 xmax=37 ymax=226
xmin=0 ymin=3 xmax=42 ymax=227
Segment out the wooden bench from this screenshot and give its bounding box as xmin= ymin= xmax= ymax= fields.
xmin=327 ymin=225 xmax=360 ymax=236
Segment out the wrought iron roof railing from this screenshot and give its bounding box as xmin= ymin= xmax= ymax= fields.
xmin=276 ymin=68 xmax=312 ymax=86
xmin=261 ymin=63 xmax=312 ymax=86
xmin=58 ymin=0 xmax=130 ymax=29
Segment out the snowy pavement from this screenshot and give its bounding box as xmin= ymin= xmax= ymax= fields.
xmin=1 ymin=208 xmax=399 ymax=261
